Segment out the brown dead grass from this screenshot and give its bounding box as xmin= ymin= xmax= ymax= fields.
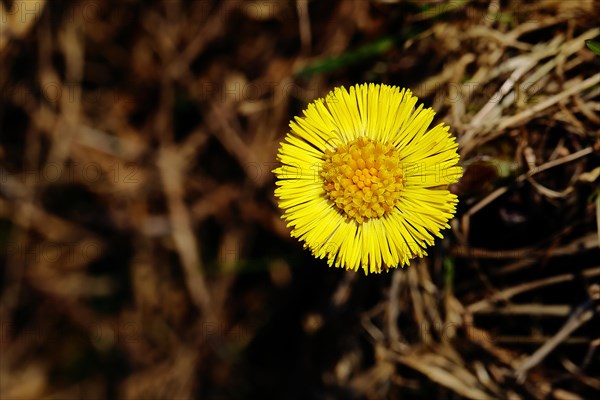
xmin=0 ymin=0 xmax=599 ymax=399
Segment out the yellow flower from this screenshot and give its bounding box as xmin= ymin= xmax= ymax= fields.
xmin=273 ymin=83 xmax=462 ymax=274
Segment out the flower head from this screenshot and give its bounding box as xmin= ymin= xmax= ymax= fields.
xmin=273 ymin=83 xmax=462 ymax=274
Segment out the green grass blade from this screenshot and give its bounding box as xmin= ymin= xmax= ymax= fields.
xmin=585 ymin=40 xmax=600 ymax=56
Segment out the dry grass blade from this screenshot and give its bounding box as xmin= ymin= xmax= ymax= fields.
xmin=514 ymin=301 xmax=598 ymax=381
xmin=158 ymin=147 xmax=212 ymax=318
xmin=393 ymin=351 xmax=496 ymax=400
xmin=467 ymin=267 xmax=600 ymax=313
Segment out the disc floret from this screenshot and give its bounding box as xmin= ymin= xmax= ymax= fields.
xmin=321 ymin=137 xmax=404 ymax=223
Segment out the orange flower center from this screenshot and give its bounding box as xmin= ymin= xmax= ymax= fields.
xmin=321 ymin=137 xmax=404 ymax=223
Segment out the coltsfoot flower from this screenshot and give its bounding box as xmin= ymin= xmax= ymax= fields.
xmin=273 ymin=83 xmax=462 ymax=274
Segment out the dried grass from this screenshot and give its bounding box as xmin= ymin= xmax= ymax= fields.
xmin=0 ymin=0 xmax=599 ymax=399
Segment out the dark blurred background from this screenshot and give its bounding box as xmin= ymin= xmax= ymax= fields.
xmin=0 ymin=0 xmax=599 ymax=399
